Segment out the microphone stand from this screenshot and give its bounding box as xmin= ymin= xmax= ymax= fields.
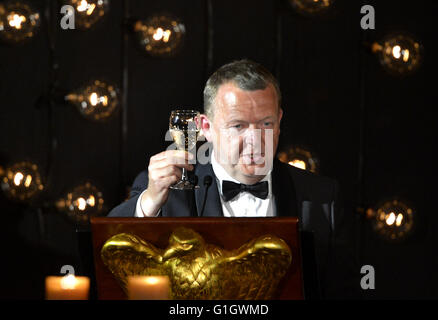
xmin=199 ymin=176 xmax=213 ymax=217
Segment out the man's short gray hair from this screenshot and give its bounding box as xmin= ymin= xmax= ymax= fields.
xmin=203 ymin=59 xmax=282 ymax=119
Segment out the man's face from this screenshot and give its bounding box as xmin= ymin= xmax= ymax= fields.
xmin=201 ymin=82 xmax=282 ymax=184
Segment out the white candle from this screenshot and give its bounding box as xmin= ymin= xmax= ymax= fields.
xmin=45 ymin=275 xmax=90 ymax=300
xmin=127 ymin=276 xmax=170 ymax=300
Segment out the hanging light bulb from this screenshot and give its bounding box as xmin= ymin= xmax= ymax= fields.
xmin=0 ymin=161 xmax=44 ymax=201
xmin=55 ymin=182 xmax=105 ymax=224
xmin=371 ymin=33 xmax=422 ymax=75
xmin=288 ymin=0 xmax=335 ymax=15
xmin=65 ymin=79 xmax=119 ymax=121
xmin=63 ymin=0 xmax=109 ymax=29
xmin=133 ymin=14 xmax=186 ymax=57
xmin=0 ymin=0 xmax=41 ymax=44
xmin=367 ymin=198 xmax=415 ymax=241
xmin=277 ymin=145 xmax=319 ymax=173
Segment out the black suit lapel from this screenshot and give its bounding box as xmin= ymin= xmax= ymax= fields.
xmin=194 ymin=163 xmax=224 ymax=217
xmin=272 ymin=159 xmax=299 ymax=217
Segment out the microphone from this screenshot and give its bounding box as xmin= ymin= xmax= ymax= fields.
xmin=200 ymin=175 xmax=213 ymax=217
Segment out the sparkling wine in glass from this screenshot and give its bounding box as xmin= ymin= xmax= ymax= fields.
xmin=169 ymin=110 xmax=200 ymax=190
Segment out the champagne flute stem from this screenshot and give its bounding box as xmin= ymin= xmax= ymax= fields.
xmin=181 ymin=167 xmax=188 ymax=181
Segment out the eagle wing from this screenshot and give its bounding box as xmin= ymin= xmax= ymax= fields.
xmin=100 ymin=233 xmax=166 ymax=293
xmin=216 ymin=235 xmax=292 ymax=300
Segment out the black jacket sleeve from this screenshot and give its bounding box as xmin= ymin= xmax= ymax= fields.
xmin=107 ymin=171 xmax=148 ymax=217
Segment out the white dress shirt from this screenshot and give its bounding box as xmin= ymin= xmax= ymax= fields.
xmin=135 ymin=189 xmax=153 ymax=217
xmin=135 ymin=150 xmax=276 ymax=217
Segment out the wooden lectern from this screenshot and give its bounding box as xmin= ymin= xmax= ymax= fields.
xmin=90 ymin=217 xmax=304 ymax=300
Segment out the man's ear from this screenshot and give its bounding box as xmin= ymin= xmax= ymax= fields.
xmin=198 ymin=114 xmax=213 ymax=141
xmin=278 ymin=107 xmax=283 ymax=123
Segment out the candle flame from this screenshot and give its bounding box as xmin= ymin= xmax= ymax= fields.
xmin=60 ymin=274 xmax=77 ymax=290
xmin=145 ymin=277 xmax=160 ymax=285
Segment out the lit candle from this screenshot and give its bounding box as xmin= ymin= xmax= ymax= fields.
xmin=45 ymin=275 xmax=90 ymax=300
xmin=127 ymin=276 xmax=170 ymax=300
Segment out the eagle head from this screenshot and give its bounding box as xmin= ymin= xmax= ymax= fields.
xmin=162 ymin=227 xmax=205 ymax=261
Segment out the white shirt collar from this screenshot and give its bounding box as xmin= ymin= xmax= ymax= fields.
xmin=210 ymin=149 xmax=271 ymax=197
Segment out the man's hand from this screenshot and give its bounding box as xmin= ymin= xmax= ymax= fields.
xmin=139 ymin=150 xmax=194 ymax=217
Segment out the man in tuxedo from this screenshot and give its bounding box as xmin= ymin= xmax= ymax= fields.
xmin=108 ymin=59 xmax=359 ymax=299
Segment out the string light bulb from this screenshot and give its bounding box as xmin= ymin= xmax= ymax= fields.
xmin=371 ymin=34 xmax=422 ymax=75
xmin=0 ymin=1 xmax=41 ymax=44
xmin=0 ymin=161 xmax=44 ymax=201
xmin=367 ymin=198 xmax=415 ymax=241
xmin=133 ymin=14 xmax=185 ymax=57
xmin=65 ymin=80 xmax=119 ymax=121
xmin=277 ymin=145 xmax=319 ymax=173
xmin=63 ymin=0 xmax=109 ymax=29
xmin=55 ymin=182 xmax=105 ymax=224
xmin=288 ymin=0 xmax=335 ymax=15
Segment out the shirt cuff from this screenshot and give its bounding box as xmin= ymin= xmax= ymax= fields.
xmin=135 ymin=189 xmax=161 ymax=217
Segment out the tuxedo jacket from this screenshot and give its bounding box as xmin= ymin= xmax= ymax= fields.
xmin=108 ymin=158 xmax=359 ymax=299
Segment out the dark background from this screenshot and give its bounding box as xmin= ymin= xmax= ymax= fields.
xmin=0 ymin=0 xmax=436 ymax=299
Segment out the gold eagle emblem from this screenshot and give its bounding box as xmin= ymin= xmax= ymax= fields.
xmin=101 ymin=227 xmax=292 ymax=299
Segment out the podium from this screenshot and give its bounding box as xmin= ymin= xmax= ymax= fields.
xmin=90 ymin=217 xmax=304 ymax=300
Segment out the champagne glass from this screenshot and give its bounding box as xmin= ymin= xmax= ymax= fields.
xmin=169 ymin=110 xmax=200 ymax=190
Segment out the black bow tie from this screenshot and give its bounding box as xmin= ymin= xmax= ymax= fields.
xmin=222 ymin=180 xmax=269 ymax=202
